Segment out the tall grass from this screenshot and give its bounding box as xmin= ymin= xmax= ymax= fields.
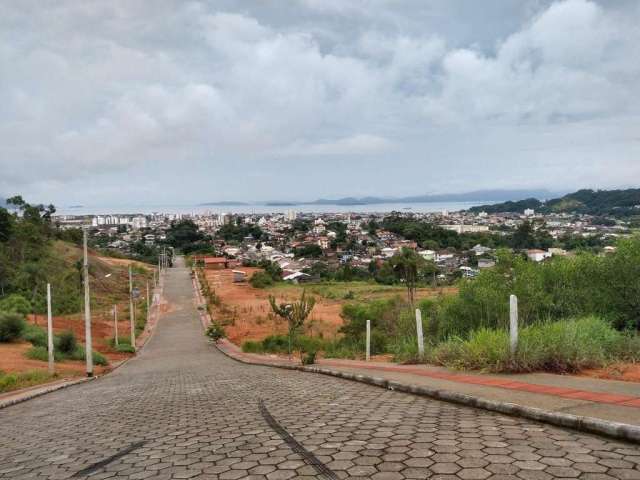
xmin=430 ymin=316 xmax=640 ymax=373
xmin=0 ymin=370 xmax=56 ymax=393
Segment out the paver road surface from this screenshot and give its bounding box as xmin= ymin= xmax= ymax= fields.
xmin=1 ymin=259 xmax=639 ymax=480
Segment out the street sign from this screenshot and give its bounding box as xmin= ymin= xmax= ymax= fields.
xmin=132 ymin=287 xmax=141 ymax=299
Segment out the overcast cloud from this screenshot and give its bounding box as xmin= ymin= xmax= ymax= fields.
xmin=1 ymin=0 xmax=639 ymax=205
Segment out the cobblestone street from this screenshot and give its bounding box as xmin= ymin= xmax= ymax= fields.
xmin=1 ymin=262 xmax=639 ymax=480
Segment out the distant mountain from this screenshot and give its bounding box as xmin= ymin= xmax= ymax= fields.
xmin=306 ymin=189 xmax=560 ymax=206
xmin=469 ymin=188 xmax=640 ymax=217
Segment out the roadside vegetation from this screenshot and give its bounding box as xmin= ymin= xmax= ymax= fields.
xmin=240 ymin=236 xmax=640 ymax=374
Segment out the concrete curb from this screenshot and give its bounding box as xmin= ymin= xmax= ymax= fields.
xmin=0 ymin=376 xmax=96 ymax=410
xmin=215 ymin=344 xmax=640 ymax=445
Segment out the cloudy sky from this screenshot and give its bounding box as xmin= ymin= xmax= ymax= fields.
xmin=1 ymin=0 xmax=639 ymax=206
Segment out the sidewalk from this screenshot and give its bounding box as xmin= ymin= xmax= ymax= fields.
xmin=217 ymin=339 xmax=640 ymax=429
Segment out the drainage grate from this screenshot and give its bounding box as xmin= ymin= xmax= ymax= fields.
xmin=259 ymin=399 xmax=339 ymax=480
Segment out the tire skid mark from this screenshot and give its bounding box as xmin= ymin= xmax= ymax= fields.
xmin=259 ymin=399 xmax=338 ymax=480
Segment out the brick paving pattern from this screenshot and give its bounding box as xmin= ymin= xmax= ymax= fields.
xmin=1 ymin=261 xmax=639 ymax=479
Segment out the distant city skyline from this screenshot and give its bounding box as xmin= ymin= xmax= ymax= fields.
xmin=2 ymin=0 xmax=639 ymax=205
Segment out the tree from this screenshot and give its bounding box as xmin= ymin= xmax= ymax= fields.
xmin=268 ymin=291 xmax=316 ymax=360
xmin=388 ymin=248 xmax=426 ymax=306
xmin=166 ymin=219 xmax=205 ymax=250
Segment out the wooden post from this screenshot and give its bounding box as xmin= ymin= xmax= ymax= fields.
xmin=46 ymin=283 xmax=54 ymax=375
xmin=365 ymin=319 xmax=371 ymax=362
xmin=113 ymin=304 xmax=118 ymax=346
xmin=416 ymin=308 xmax=425 ymax=358
xmin=510 ymin=294 xmax=518 ymax=356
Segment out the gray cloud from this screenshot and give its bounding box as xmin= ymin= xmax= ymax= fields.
xmin=1 ymin=0 xmax=639 ymax=205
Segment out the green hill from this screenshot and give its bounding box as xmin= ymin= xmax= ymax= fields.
xmin=470 ymin=188 xmax=640 ymax=217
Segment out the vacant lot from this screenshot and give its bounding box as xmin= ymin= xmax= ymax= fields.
xmin=203 ymin=268 xmax=455 ymax=346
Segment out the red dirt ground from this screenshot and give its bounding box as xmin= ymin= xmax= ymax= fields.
xmin=581 ymin=363 xmax=640 ymax=383
xmin=203 ymin=268 xmax=454 ymax=347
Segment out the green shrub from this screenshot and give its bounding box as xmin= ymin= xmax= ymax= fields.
xmin=0 ymin=312 xmax=26 ymax=342
xmin=302 ymin=351 xmax=317 ymax=365
xmin=261 ymin=335 xmax=289 ymax=353
xmin=67 ymin=347 xmax=108 ymax=366
xmin=249 ymin=271 xmax=274 ymax=289
xmin=0 ymin=370 xmax=55 ymax=393
xmin=25 ymin=346 xmax=65 ymax=362
xmin=0 ymin=373 xmax=18 ymax=392
xmin=108 ymin=336 xmax=131 ymax=348
xmin=323 ymin=338 xmax=362 ymax=359
xmin=0 ymin=294 xmax=32 ymax=315
xmin=242 ymin=340 xmax=263 ymax=353
xmin=57 ymin=330 xmax=77 ymax=354
xmin=205 ymin=322 xmax=226 ymax=342
xmin=115 ymin=344 xmax=136 ymax=353
xmin=23 ymin=324 xmax=48 ymax=347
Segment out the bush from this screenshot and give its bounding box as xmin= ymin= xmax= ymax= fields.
xmin=0 ymin=370 xmax=54 ymax=393
xmin=242 ymin=340 xmax=263 ymax=353
xmin=67 ymin=347 xmax=108 ymax=366
xmin=302 ymin=351 xmax=316 ymax=365
xmin=0 ymin=312 xmax=26 ymax=342
xmin=205 ymin=322 xmax=225 ymax=342
xmin=57 ymin=330 xmax=78 ymax=354
xmin=429 ymin=316 xmax=640 ymax=373
xmin=0 ymin=294 xmax=32 ymax=315
xmin=0 ymin=373 xmax=17 ymax=392
xmin=25 ymin=346 xmax=50 ymax=362
xmin=249 ymin=271 xmax=274 ymax=289
xmin=23 ymin=324 xmax=48 ymax=347
xmin=108 ymin=336 xmax=131 ymax=348
xmin=115 ymin=344 xmax=136 ymax=353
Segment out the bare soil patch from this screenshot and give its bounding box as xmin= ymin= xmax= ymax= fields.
xmin=581 ymin=363 xmax=640 ymax=383
xmin=203 ymin=268 xmax=454 ymax=347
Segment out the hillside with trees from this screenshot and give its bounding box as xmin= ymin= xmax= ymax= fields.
xmin=0 ymin=196 xmax=139 ymax=315
xmin=469 ymin=188 xmax=640 ymax=217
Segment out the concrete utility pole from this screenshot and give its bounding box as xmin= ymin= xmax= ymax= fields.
xmin=365 ymin=319 xmax=371 ymax=361
xmin=415 ymin=308 xmax=425 ymax=358
xmin=113 ymin=304 xmax=118 ymax=346
xmin=83 ymin=228 xmax=94 ymax=377
xmin=46 ymin=283 xmax=54 ymax=375
xmin=146 ymin=280 xmax=150 ymax=325
xmin=510 ymin=294 xmax=519 ymax=356
xmin=129 ymin=265 xmax=136 ymax=351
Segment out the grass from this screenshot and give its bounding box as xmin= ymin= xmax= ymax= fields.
xmin=268 ymin=281 xmax=439 ymax=301
xmin=26 ymin=345 xmax=109 ymax=366
xmin=429 ymin=316 xmax=640 ymax=373
xmin=0 ymin=370 xmax=57 ymax=394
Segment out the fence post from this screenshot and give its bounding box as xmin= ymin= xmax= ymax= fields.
xmin=510 ymin=294 xmax=518 ymax=356
xmin=46 ymin=283 xmax=54 ymax=375
xmin=365 ymin=319 xmax=371 ymax=361
xmin=415 ymin=308 xmax=425 ymax=358
xmin=113 ymin=305 xmax=118 ymax=346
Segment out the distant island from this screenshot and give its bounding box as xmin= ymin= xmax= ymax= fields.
xmin=469 ymin=188 xmax=640 ymax=217
xmin=200 ymin=188 xmax=561 ymax=207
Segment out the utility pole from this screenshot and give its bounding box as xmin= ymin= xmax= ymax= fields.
xmin=129 ymin=265 xmax=136 ymax=351
xmin=46 ymin=283 xmax=54 ymax=375
xmin=83 ymin=227 xmax=94 ymax=377
xmin=113 ymin=304 xmax=118 ymax=347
